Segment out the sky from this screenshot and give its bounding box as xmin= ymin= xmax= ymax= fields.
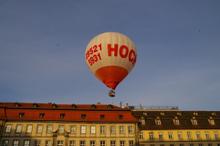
xmin=0 ymin=0 xmax=220 ymax=110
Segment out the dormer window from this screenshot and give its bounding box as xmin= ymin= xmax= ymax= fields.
xmin=193 ymin=112 xmax=198 ymax=116
xmin=143 ymin=112 xmax=148 ymax=116
xmin=39 ymin=113 xmax=45 ymax=119
xmin=155 ymin=117 xmax=162 ymax=125
xmin=208 ymin=117 xmax=215 ymax=126
xmin=173 ymin=117 xmax=180 ymax=125
xmin=177 ymin=112 xmax=182 ymax=116
xmin=15 ymin=103 xmax=21 ymax=107
xmin=160 ymin=112 xmax=165 ymax=116
xmin=107 ymin=104 xmax=113 ymax=109
xmin=140 ymin=116 xmax=145 ymax=125
xmin=19 ymin=113 xmax=24 ymax=119
xmin=33 ymin=103 xmax=38 ymax=108
xmin=60 ymin=113 xmax=65 ymax=119
xmin=118 ymin=114 xmax=124 ymax=120
xmin=52 ymin=103 xmax=57 ymax=109
xmin=81 ymin=114 xmax=86 ymax=120
xmin=72 ymin=104 xmax=77 ymax=109
xmin=100 ymin=114 xmax=105 ymax=120
xmin=211 ymin=112 xmax=216 ymax=116
xmin=191 ymin=117 xmax=198 ymax=125
xmin=91 ymin=104 xmax=96 ymax=109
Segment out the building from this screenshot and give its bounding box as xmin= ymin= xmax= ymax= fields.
xmin=0 ymin=102 xmax=138 ymax=146
xmin=132 ymin=107 xmax=220 ymax=146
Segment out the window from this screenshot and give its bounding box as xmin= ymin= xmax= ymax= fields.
xmin=160 ymin=144 xmax=165 ymax=146
xmin=39 ymin=113 xmax=45 ymax=119
xmin=5 ymin=125 xmax=12 ymax=133
xmin=57 ymin=140 xmax=64 ymax=146
xmin=119 ymin=114 xmax=124 ymax=120
xmin=150 ymin=144 xmax=155 ymax=146
xmin=100 ymin=114 xmax=105 ymax=120
xmin=179 ymin=144 xmax=184 ymax=146
xmin=168 ymin=132 xmax=173 ymax=140
xmin=2 ymin=140 xmax=9 ymax=146
xmin=155 ymin=117 xmax=162 ymax=125
xmin=159 ymin=133 xmax=163 ymax=140
xmin=139 ymin=131 xmax=143 ymax=139
xmin=214 ymin=133 xmax=219 ymax=140
xmin=191 ymin=117 xmax=198 ymax=125
xmin=196 ymin=132 xmax=201 ymax=140
xmin=70 ymin=126 xmax=76 ymax=134
xmin=34 ymin=140 xmax=41 ymax=146
xmin=26 ymin=125 xmax=32 ymax=133
xmin=69 ymin=140 xmax=75 ymax=146
xmin=80 ymin=141 xmax=85 ymax=146
xmin=110 ymin=140 xmax=116 ymax=146
xmin=189 ymin=144 xmax=194 ymax=146
xmin=13 ymin=140 xmax=19 ymax=146
xmin=100 ymin=125 xmax=105 ymax=134
xmin=208 ymin=117 xmax=215 ymax=125
xmin=90 ymin=126 xmax=96 ymax=134
xmin=173 ymin=117 xmax=180 ymax=125
xmin=110 ymin=126 xmax=116 ymax=135
xmin=187 ymin=131 xmax=192 ymax=140
xmin=24 ymin=140 xmax=30 ymax=146
xmin=120 ymin=141 xmax=125 ymax=146
xmin=128 ymin=125 xmax=134 ymax=134
xmin=47 ymin=125 xmax=53 ymax=134
xmin=119 ymin=126 xmax=125 ymax=134
xmin=58 ymin=125 xmax=64 ymax=134
xmin=149 ymin=132 xmax=154 ymax=140
xmin=16 ymin=125 xmax=22 ymax=133
xmin=129 ymin=140 xmax=134 ymax=146
xmin=178 ymin=132 xmax=183 ymax=140
xmin=198 ymin=144 xmax=203 ymax=146
xmin=90 ymin=140 xmax=95 ymax=146
xmin=19 ymin=112 xmax=24 ymax=118
xmin=81 ymin=114 xmax=86 ymax=120
xmin=208 ymin=144 xmax=212 ymax=146
xmin=81 ymin=125 xmax=86 ymax=134
xmin=170 ymin=144 xmax=174 ymax=146
xmin=60 ymin=113 xmax=65 ymax=119
xmin=205 ymin=133 xmax=210 ymax=139
xmin=45 ymin=140 xmax=52 ymax=146
xmin=36 ymin=125 xmax=43 ymax=134
xmin=100 ymin=141 xmax=105 ymax=146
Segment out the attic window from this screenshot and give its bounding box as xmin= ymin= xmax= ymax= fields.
xmin=60 ymin=113 xmax=65 ymax=119
xmin=191 ymin=117 xmax=198 ymax=125
xmin=143 ymin=112 xmax=148 ymax=116
xmin=15 ymin=103 xmax=21 ymax=107
xmin=72 ymin=104 xmax=77 ymax=109
xmin=91 ymin=104 xmax=96 ymax=109
xmin=211 ymin=112 xmax=216 ymax=116
xmin=118 ymin=114 xmax=124 ymax=120
xmin=140 ymin=116 xmax=145 ymax=125
xmin=193 ymin=112 xmax=198 ymax=116
xmin=160 ymin=112 xmax=165 ymax=116
xmin=19 ymin=113 xmax=24 ymax=119
xmin=52 ymin=104 xmax=57 ymax=109
xmin=155 ymin=117 xmax=162 ymax=125
xmin=177 ymin=112 xmax=182 ymax=116
xmin=33 ymin=103 xmax=38 ymax=108
xmin=107 ymin=104 xmax=113 ymax=109
xmin=39 ymin=113 xmax=45 ymax=119
xmin=81 ymin=114 xmax=86 ymax=120
xmin=208 ymin=117 xmax=215 ymax=126
xmin=173 ymin=117 xmax=180 ymax=125
xmin=100 ymin=114 xmax=105 ymax=120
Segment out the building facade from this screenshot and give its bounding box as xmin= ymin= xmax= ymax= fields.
xmin=0 ymin=102 xmax=138 ymax=146
xmin=132 ymin=109 xmax=220 ymax=146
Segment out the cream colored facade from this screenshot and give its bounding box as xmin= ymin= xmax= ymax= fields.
xmin=1 ymin=121 xmax=137 ymax=146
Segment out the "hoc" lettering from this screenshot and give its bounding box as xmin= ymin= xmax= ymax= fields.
xmin=107 ymin=44 xmax=136 ymax=65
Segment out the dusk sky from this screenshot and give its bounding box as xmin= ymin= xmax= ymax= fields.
xmin=0 ymin=0 xmax=220 ymax=110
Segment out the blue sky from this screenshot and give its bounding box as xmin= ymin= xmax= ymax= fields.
xmin=0 ymin=0 xmax=220 ymax=110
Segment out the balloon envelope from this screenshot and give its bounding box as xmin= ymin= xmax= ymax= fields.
xmin=85 ymin=32 xmax=137 ymax=90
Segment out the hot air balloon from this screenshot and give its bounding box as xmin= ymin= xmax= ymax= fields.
xmin=85 ymin=32 xmax=137 ymax=97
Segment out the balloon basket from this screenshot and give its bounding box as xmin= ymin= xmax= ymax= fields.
xmin=108 ymin=90 xmax=115 ymax=97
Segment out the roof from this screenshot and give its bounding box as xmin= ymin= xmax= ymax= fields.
xmin=0 ymin=102 xmax=137 ymax=123
xmin=133 ymin=111 xmax=220 ymax=130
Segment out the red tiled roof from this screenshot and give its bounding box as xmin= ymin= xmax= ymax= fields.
xmin=0 ymin=102 xmax=137 ymax=123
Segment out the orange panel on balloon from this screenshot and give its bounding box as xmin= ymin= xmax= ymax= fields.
xmin=95 ymin=66 xmax=128 ymax=89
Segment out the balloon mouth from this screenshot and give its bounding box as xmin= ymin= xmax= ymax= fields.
xmin=104 ymin=81 xmax=119 ymax=90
